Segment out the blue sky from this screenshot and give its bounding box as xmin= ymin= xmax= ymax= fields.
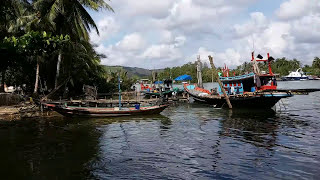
xmin=88 ymin=0 xmax=320 ymax=69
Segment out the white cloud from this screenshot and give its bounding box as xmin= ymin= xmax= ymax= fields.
xmin=110 ymin=0 xmax=175 ymax=18
xmin=252 ymin=22 xmax=291 ymax=56
xmin=231 ymin=11 xmax=291 ymax=63
xmin=95 ymin=32 xmax=186 ymax=68
xmin=233 ymin=12 xmax=268 ymax=38
xmin=191 ymin=47 xmax=242 ymax=68
xmin=95 ymin=33 xmax=147 ymax=67
xmin=141 ymin=35 xmax=186 ymax=60
xmin=231 ymin=8 xmax=320 ymax=65
xmin=148 ymin=0 xmax=255 ymax=34
xmin=159 ymin=30 xmax=174 ymax=44
xmin=276 ymin=0 xmax=320 ymax=20
xmin=89 ymin=0 xmax=320 ymax=69
xmin=291 ymin=15 xmax=320 ymax=44
xmin=115 ymin=33 xmax=146 ymax=51
xmin=142 ymin=44 xmax=182 ymax=60
xmin=90 ymin=17 xmax=119 ymax=43
xmin=174 ymin=36 xmax=186 ymax=47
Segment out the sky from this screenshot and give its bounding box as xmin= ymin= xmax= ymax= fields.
xmin=88 ymin=0 xmax=320 ymax=69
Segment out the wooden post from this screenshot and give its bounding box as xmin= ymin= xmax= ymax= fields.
xmin=196 ymin=55 xmax=203 ymax=88
xmin=212 ymin=69 xmax=214 ymax=84
xmin=33 ymin=58 xmax=40 ymax=94
xmin=208 ymin=55 xmax=232 ymax=109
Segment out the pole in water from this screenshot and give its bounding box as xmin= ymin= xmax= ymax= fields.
xmin=118 ymin=73 xmax=122 ymax=109
xmin=208 ymin=55 xmax=232 ymax=109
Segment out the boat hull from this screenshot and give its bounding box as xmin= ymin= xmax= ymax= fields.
xmin=143 ymin=90 xmax=173 ymax=97
xmin=185 ymin=86 xmax=292 ymax=108
xmin=189 ymin=92 xmax=286 ymax=108
xmin=52 ymin=104 xmax=169 ymax=117
xmin=281 ymin=77 xmax=309 ymax=81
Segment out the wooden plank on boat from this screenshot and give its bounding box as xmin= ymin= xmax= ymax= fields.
xmin=208 ymin=55 xmax=232 ymax=109
xmin=261 ymin=88 xmax=320 ymax=95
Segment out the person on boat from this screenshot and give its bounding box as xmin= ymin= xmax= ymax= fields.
xmin=273 ymin=78 xmax=277 ymax=86
xmin=267 ymin=79 xmax=272 ymax=86
xmin=236 ymin=87 xmax=240 ymax=94
xmin=231 ymin=86 xmax=235 ymax=95
xmin=210 ymin=88 xmax=218 ymax=95
xmin=227 ymin=86 xmax=231 ymax=95
xmin=172 ymin=91 xmax=177 ymax=98
xmin=210 ymin=89 xmax=214 ymax=94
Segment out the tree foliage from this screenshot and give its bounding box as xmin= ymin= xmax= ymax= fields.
xmin=0 ymin=0 xmax=116 ymax=97
xmin=158 ymin=57 xmax=320 ymax=83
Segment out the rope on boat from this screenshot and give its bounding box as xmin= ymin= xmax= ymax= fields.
xmin=221 ymin=103 xmax=226 ymax=108
xmin=277 ymin=99 xmax=287 ymax=113
xmin=280 ymin=99 xmax=287 ymax=111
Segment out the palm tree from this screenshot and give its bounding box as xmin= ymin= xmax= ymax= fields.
xmin=0 ymin=0 xmax=27 ymax=92
xmin=313 ymin=57 xmax=320 ymax=69
xmin=0 ymin=0 xmax=26 ymax=39
xmin=40 ymin=0 xmax=113 ymax=89
xmin=312 ymin=57 xmax=320 ymax=75
xmin=14 ymin=0 xmax=113 ymax=91
xmin=32 ymin=0 xmax=113 ymax=41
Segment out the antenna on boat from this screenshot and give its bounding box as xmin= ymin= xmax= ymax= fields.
xmin=251 ymin=34 xmax=255 ymax=52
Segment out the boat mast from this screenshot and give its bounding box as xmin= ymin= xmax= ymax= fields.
xmin=252 ymin=52 xmax=274 ymax=75
xmin=252 ymin=52 xmax=261 ymax=75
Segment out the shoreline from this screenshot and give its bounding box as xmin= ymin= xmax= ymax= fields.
xmin=0 ymin=104 xmax=60 ymax=121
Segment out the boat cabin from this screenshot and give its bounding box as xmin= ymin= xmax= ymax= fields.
xmin=218 ymin=52 xmax=277 ymax=95
xmin=138 ymin=79 xmax=152 ymax=91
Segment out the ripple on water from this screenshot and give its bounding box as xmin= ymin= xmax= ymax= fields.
xmin=0 ymin=81 xmax=320 ymax=179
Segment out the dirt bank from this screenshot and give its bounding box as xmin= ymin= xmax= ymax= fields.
xmin=0 ymin=93 xmax=22 ymax=106
xmin=0 ymin=103 xmax=60 ymax=121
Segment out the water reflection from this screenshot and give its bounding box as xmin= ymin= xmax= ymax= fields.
xmin=0 ymin=117 xmax=102 ymax=180
xmin=0 ymin=89 xmax=319 ymax=180
xmin=221 ymin=109 xmax=278 ymax=150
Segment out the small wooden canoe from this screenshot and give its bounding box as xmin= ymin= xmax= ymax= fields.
xmin=47 ymin=104 xmax=169 ymax=117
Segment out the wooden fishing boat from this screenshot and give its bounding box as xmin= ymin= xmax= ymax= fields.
xmin=185 ymin=52 xmax=296 ymax=108
xmin=143 ymin=89 xmax=173 ymax=97
xmin=45 ymin=73 xmax=169 ymax=117
xmin=142 ymin=88 xmax=184 ymax=97
xmin=46 ymin=103 xmax=169 ymax=117
xmin=185 ymin=84 xmax=293 ymax=108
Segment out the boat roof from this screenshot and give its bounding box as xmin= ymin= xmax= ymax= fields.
xmin=219 ymin=72 xmax=275 ymax=82
xmin=220 ymin=72 xmax=255 ymax=82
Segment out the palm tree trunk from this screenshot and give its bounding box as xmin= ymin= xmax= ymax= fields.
xmin=0 ymin=70 xmax=5 ymax=92
xmin=34 ymin=58 xmax=40 ymax=94
xmin=55 ymin=51 xmax=62 ymax=89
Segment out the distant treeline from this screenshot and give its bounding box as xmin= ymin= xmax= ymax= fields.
xmin=157 ymin=57 xmax=320 ymax=83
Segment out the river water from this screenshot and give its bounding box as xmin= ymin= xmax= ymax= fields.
xmin=0 ymin=81 xmax=320 ymax=179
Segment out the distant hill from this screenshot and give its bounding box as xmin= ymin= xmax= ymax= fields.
xmin=103 ymin=65 xmax=163 ymax=78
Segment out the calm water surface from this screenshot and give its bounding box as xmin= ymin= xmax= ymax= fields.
xmin=0 ymin=81 xmax=320 ymax=179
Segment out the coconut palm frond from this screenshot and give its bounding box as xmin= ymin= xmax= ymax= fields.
xmin=74 ymin=0 xmax=99 ymax=34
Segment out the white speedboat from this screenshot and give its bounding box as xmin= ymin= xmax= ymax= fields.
xmin=281 ymin=68 xmax=309 ymax=81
